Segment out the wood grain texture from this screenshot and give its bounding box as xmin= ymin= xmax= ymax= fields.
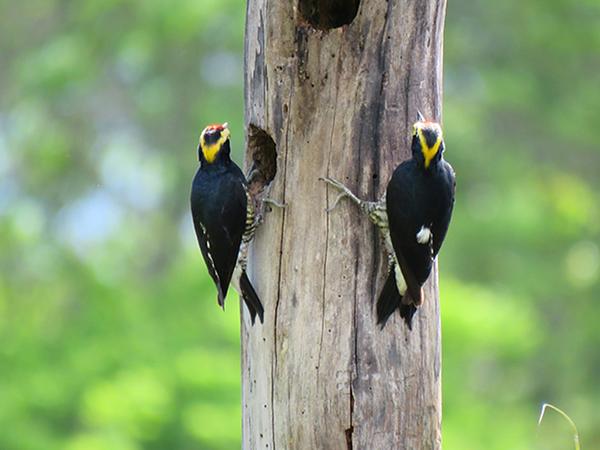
xmin=242 ymin=0 xmax=446 ymax=448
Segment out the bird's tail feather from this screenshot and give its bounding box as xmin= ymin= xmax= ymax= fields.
xmin=239 ymin=271 xmax=264 ymax=324
xmin=216 ymin=285 xmax=226 ymax=310
xmin=377 ymin=271 xmax=402 ymax=328
xmin=399 ymin=302 xmax=417 ymax=330
xmin=377 ymin=271 xmax=416 ymax=329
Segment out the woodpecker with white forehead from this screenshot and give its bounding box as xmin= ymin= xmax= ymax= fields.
xmin=191 ymin=123 xmax=264 ymax=324
xmin=322 ymin=112 xmax=455 ymax=329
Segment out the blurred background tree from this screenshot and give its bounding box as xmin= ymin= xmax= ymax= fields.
xmin=0 ymin=0 xmax=598 ymax=449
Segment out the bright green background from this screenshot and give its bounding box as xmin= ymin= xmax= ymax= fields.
xmin=1 ymin=0 xmax=599 ymax=449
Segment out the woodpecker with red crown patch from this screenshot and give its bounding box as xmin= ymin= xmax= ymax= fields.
xmin=322 ymin=112 xmax=455 ymax=329
xmin=191 ymin=123 xmax=264 ymax=323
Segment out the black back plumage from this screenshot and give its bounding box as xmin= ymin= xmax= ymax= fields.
xmin=190 ymin=136 xmax=264 ymax=323
xmin=191 ymin=156 xmax=246 ymax=302
xmin=378 ymin=129 xmax=455 ymax=328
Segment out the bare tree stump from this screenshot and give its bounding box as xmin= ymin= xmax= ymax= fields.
xmin=242 ymin=0 xmax=446 ymax=448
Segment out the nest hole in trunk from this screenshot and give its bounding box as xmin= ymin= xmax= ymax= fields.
xmin=299 ymin=0 xmax=360 ymax=29
xmin=246 ymin=124 xmax=277 ymax=197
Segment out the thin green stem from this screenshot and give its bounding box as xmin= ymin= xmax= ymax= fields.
xmin=538 ymin=403 xmax=581 ymax=450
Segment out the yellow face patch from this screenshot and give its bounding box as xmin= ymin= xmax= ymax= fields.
xmin=415 ymin=123 xmax=443 ymax=169
xmin=200 ymin=127 xmax=230 ymax=163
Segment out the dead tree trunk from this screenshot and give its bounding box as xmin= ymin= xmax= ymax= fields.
xmin=242 ymin=0 xmax=446 ymax=448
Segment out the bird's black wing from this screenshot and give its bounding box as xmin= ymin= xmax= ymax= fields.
xmin=191 ymin=166 xmax=247 ymax=307
xmin=431 ymin=160 xmax=456 ymax=257
xmin=191 ymin=218 xmax=225 ymax=304
xmin=386 ymin=160 xmax=433 ymax=305
xmin=206 ymin=171 xmax=247 ymax=304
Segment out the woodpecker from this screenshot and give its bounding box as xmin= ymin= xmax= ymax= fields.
xmin=322 ymin=113 xmax=455 ymax=329
xmin=190 ymin=123 xmax=264 ymax=324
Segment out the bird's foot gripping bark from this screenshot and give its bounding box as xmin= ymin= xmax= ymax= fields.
xmin=320 ymin=177 xmax=364 ymax=212
xmin=238 ymin=189 xmax=286 ymax=273
xmin=254 ymin=197 xmax=285 ymax=230
xmin=320 ymin=176 xmax=388 ymax=230
xmin=262 ymin=197 xmax=286 ymax=210
xmin=234 ymin=191 xmax=282 ymax=324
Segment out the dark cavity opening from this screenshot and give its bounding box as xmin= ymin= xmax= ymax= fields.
xmin=246 ymin=124 xmax=277 ymax=197
xmin=299 ymin=0 xmax=359 ymax=29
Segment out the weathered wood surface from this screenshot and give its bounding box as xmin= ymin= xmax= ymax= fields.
xmin=242 ymin=0 xmax=446 ymax=448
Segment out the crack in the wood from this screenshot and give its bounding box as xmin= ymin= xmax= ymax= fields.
xmin=344 ymin=389 xmax=354 ymax=450
xmin=270 ymin=82 xmax=295 ymax=450
xmin=348 ymin=229 xmax=359 ymax=450
xmin=317 ymin=40 xmax=343 ymax=374
xmin=431 ymin=0 xmax=446 ymax=121
xmin=370 ymin=0 xmax=394 ymax=286
xmin=345 ymin=98 xmax=368 ymax=450
xmin=404 ymin=27 xmax=417 ymax=134
xmin=404 ymin=71 xmax=411 ymax=135
xmin=376 ymin=0 xmax=392 ymax=148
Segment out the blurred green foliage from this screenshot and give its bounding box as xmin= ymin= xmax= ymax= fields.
xmin=0 ymin=0 xmax=598 ymax=449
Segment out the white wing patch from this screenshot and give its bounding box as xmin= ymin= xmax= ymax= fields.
xmin=393 ymin=262 xmax=407 ymax=295
xmin=201 ymin=223 xmax=221 ymax=286
xmin=416 ymin=226 xmax=432 ymax=245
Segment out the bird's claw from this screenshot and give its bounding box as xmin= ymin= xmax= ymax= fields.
xmin=326 ymin=192 xmax=349 ymax=212
xmin=320 ymin=176 xmax=362 ymax=211
xmin=254 ymin=197 xmax=285 ymax=227
xmin=320 ymin=176 xmax=348 ymax=193
xmin=262 ymin=198 xmax=286 ymax=210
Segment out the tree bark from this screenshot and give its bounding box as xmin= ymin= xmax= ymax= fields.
xmin=242 ymin=0 xmax=446 ymax=448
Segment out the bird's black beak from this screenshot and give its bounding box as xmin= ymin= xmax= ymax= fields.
xmin=416 ymin=110 xmax=425 ymax=122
